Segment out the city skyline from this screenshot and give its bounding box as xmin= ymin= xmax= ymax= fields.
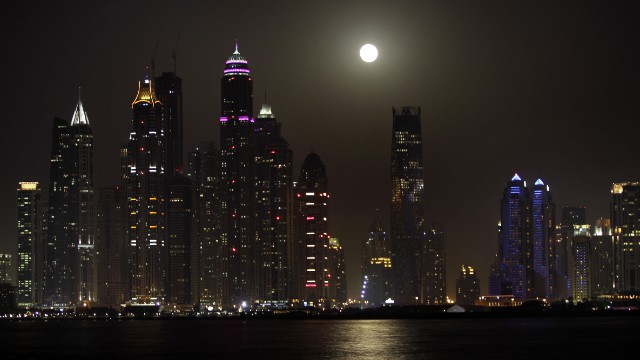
xmin=2 ymin=2 xmax=640 ymax=300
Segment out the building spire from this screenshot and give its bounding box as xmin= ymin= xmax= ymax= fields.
xmin=234 ymin=38 xmax=240 ymax=54
xmin=71 ymin=86 xmax=90 ymax=126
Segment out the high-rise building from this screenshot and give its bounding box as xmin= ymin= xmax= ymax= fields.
xmin=125 ymin=75 xmax=166 ymax=299
xmin=0 ymin=254 xmax=12 ymax=284
xmin=555 ymin=206 xmax=587 ymax=299
xmin=95 ymin=186 xmax=126 ymax=308
xmin=361 ymin=219 xmax=393 ymax=307
xmin=571 ymin=225 xmax=591 ymax=301
xmin=390 ymin=106 xmax=424 ymax=304
xmin=456 ymin=265 xmax=480 ymax=306
xmin=17 ymin=182 xmax=43 ymax=307
xmin=187 ymin=142 xmax=222 ymax=307
xmin=489 ymin=174 xmax=531 ymax=301
xmin=70 ymin=94 xmax=95 ymax=304
xmin=590 ymin=218 xmax=614 ymax=296
xmin=45 ymin=94 xmax=95 ymax=306
xmin=531 ymin=179 xmax=555 ymax=299
xmin=254 ymin=104 xmax=293 ymax=302
xmin=166 ymin=174 xmax=192 ymax=305
xmin=155 ymin=72 xmax=183 ymax=176
xmin=611 ymin=182 xmax=640 ymax=292
xmin=328 ymin=237 xmax=347 ymax=306
xmin=46 ymin=117 xmax=73 ymax=306
xmin=293 ymin=153 xmax=331 ymax=307
xmin=421 ymin=222 xmax=446 ymax=305
xmin=219 ymin=43 xmax=256 ymax=307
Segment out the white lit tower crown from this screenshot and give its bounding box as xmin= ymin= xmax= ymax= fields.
xmin=219 ymin=42 xmax=256 ymax=307
xmin=125 ymin=74 xmax=165 ymax=299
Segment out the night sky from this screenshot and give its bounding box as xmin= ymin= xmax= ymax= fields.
xmin=2 ymin=1 xmax=639 ymax=300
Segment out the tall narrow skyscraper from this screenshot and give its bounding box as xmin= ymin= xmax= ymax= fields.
xmin=421 ymin=222 xmax=446 ymax=305
xmin=70 ymin=93 xmax=95 ymax=304
xmin=555 ymin=206 xmax=587 ymax=299
xmin=390 ymin=106 xmax=424 ymax=304
xmin=531 ymin=179 xmax=555 ymax=299
xmin=187 ymin=142 xmax=222 ymax=306
xmin=293 ymin=153 xmax=331 ymax=307
xmin=155 ymin=72 xmax=183 ymax=175
xmin=590 ymin=218 xmax=614 ymax=296
xmin=166 ymin=174 xmax=192 ymax=305
xmin=254 ymin=104 xmax=293 ymax=302
xmin=219 ymin=43 xmax=255 ymax=307
xmin=489 ymin=174 xmax=531 ymax=300
xmin=17 ymin=182 xmax=42 ymax=308
xmin=125 ymin=75 xmax=165 ymax=299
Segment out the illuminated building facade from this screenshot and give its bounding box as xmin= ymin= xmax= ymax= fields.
xmin=293 ymin=153 xmax=330 ymax=306
xmin=531 ymin=179 xmax=555 ymax=299
xmin=166 ymin=174 xmax=192 ymax=305
xmin=611 ymin=182 xmax=640 ymax=292
xmin=219 ymin=44 xmax=256 ymax=306
xmin=17 ymin=182 xmax=43 ymax=307
xmin=125 ymin=75 xmax=166 ymax=299
xmin=555 ymin=206 xmax=586 ymax=299
xmin=456 ymin=265 xmax=480 ymax=305
xmin=421 ymin=222 xmax=446 ymax=304
xmin=95 ymin=186 xmax=126 ymax=308
xmin=571 ymin=225 xmax=591 ymax=300
xmin=254 ymin=104 xmax=293 ymax=302
xmin=361 ymin=219 xmax=393 ymax=307
xmin=70 ymin=95 xmax=95 ymax=304
xmin=390 ymin=106 xmax=424 ymax=304
xmin=0 ymin=254 xmax=12 ymax=284
xmin=187 ymin=142 xmax=222 ymax=306
xmin=328 ymin=237 xmax=347 ymax=305
xmin=489 ymin=174 xmax=531 ymax=301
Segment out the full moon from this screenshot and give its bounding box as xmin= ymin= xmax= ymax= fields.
xmin=360 ymin=44 xmax=378 ymax=63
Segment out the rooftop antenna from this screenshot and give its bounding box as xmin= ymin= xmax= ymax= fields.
xmin=151 ymin=41 xmax=159 ymax=78
xmin=173 ymin=33 xmax=180 ymax=74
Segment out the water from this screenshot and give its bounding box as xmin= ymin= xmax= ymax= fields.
xmin=1 ymin=316 xmax=638 ymax=359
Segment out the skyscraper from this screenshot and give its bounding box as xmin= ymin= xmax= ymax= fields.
xmin=293 ymin=153 xmax=330 ymax=307
xmin=219 ymin=43 xmax=256 ymax=307
xmin=155 ymin=72 xmax=183 ymax=176
xmin=254 ymin=104 xmax=293 ymax=302
xmin=390 ymin=106 xmax=424 ymax=304
xmin=95 ymin=186 xmax=126 ymax=308
xmin=46 ymin=117 xmax=73 ymax=306
xmin=328 ymin=237 xmax=347 ymax=306
xmin=0 ymin=254 xmax=12 ymax=284
xmin=166 ymin=174 xmax=192 ymax=305
xmin=421 ymin=222 xmax=446 ymax=305
xmin=187 ymin=142 xmax=222 ymax=307
xmin=489 ymin=174 xmax=531 ymax=300
xmin=45 ymin=94 xmax=95 ymax=306
xmin=555 ymin=206 xmax=587 ymax=299
xmin=590 ymin=218 xmax=614 ymax=296
xmin=611 ymin=182 xmax=640 ymax=292
xmin=456 ymin=265 xmax=480 ymax=306
xmin=125 ymin=75 xmax=165 ymax=299
xmin=571 ymin=225 xmax=591 ymax=301
xmin=17 ymin=182 xmax=42 ymax=307
xmin=531 ymin=179 xmax=555 ymax=299
xmin=361 ymin=219 xmax=393 ymax=307
xmin=70 ymin=94 xmax=95 ymax=304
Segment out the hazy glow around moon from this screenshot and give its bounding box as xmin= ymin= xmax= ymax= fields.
xmin=360 ymin=44 xmax=378 ymax=62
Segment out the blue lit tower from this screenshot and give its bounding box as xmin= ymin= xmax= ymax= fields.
xmin=390 ymin=106 xmax=424 ymax=304
xmin=489 ymin=174 xmax=532 ymax=300
xmin=531 ymin=179 xmax=555 ymax=299
xmin=125 ymin=75 xmax=165 ymax=299
xmin=219 ymin=43 xmax=255 ymax=306
xmin=293 ymin=153 xmax=330 ymax=306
